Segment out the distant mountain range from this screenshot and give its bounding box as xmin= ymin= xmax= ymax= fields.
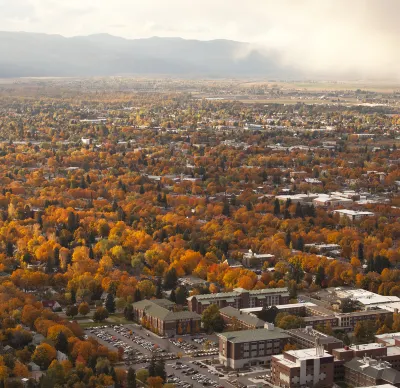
xmin=0 ymin=31 xmax=300 ymax=78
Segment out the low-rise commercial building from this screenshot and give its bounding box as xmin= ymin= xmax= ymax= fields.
xmin=334 ymin=209 xmax=375 ymax=221
xmin=242 ymin=250 xmax=275 ymax=268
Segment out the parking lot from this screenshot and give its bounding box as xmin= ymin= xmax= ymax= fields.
xmin=86 ymin=324 xmax=177 ymax=364
xmin=85 ymin=324 xmax=231 ymax=388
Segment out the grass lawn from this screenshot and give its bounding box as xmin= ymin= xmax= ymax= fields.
xmin=107 ymin=313 xmax=131 ymax=324
xmin=78 ymin=313 xmax=131 ymax=328
xmin=79 ymin=321 xmax=107 ymax=328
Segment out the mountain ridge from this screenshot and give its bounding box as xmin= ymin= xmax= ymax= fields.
xmin=0 ymin=31 xmax=297 ymax=78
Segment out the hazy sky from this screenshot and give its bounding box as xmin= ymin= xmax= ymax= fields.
xmin=1 ymin=0 xmax=399 ymax=78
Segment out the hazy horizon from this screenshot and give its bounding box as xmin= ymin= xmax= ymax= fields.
xmin=2 ymin=0 xmax=399 ymax=79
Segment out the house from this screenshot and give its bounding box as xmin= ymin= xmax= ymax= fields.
xmin=27 ymin=263 xmax=47 ymax=272
xmin=42 ymin=300 xmax=62 ymax=312
xmin=3 ymin=345 xmax=14 ymax=355
xmin=57 ymin=351 xmax=68 ymax=362
xmin=28 ymin=362 xmax=40 ymax=372
xmin=32 ymin=333 xmax=45 ymax=346
xmin=100 ymin=292 xmax=109 ymax=301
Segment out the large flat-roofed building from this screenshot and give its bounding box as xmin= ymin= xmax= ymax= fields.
xmin=336 ymin=310 xmax=393 ymax=329
xmin=333 ymin=343 xmax=400 ymax=371
xmin=313 ymin=287 xmax=400 ymax=311
xmin=303 ymin=315 xmax=339 ymax=329
xmin=355 ymin=385 xmax=397 ymax=388
xmin=241 ymin=302 xmax=316 ymax=316
xmin=344 ymin=357 xmax=400 ymax=387
xmin=219 ymin=306 xmax=265 ymax=329
xmin=334 ymin=209 xmax=375 ymax=221
xmin=286 ymin=327 xmax=344 ymax=353
xmin=218 ymin=324 xmax=290 ymax=369
xmin=376 ymin=333 xmax=400 ymax=347
xmin=271 ymin=345 xmax=334 ymax=388
xmin=187 ymin=287 xmax=289 ymax=314
xmin=132 ymin=299 xmax=201 ymax=337
xmin=275 ymin=194 xmax=318 ymax=205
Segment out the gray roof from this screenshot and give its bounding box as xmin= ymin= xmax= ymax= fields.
xmin=188 ymin=287 xmax=288 ymax=301
xmin=219 ymin=328 xmax=290 ymax=344
xmin=152 ymin=299 xmax=175 ymax=309
xmin=220 ymin=306 xmax=265 ymax=327
xmin=132 ymin=299 xmax=200 ymax=321
xmin=285 ymin=328 xmax=343 ymax=345
xmin=345 ymin=358 xmax=400 ymax=384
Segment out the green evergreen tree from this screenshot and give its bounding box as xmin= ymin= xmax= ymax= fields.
xmin=155 ymin=359 xmax=166 ymax=381
xmin=133 ymin=288 xmax=142 ymax=302
xmin=273 ymin=199 xmax=280 ymax=216
xmin=127 ymin=367 xmax=136 ymax=388
xmin=105 ymin=293 xmax=116 ymax=314
xmin=55 ymin=331 xmax=68 ymax=353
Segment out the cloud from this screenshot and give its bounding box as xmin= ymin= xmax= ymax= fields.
xmin=1 ymin=0 xmax=399 ymax=79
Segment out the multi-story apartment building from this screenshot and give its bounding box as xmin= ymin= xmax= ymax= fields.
xmin=131 ymin=299 xmax=201 ymax=337
xmin=219 ymin=306 xmax=265 ymax=329
xmin=187 ymin=287 xmax=289 ymax=314
xmin=336 ymin=310 xmax=392 ymax=329
xmin=218 ymin=324 xmax=290 ymax=369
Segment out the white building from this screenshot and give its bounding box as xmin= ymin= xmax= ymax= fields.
xmin=334 ymin=209 xmax=375 ymax=221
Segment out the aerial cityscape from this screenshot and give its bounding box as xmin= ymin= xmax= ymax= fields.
xmin=0 ymin=1 xmax=399 ymax=388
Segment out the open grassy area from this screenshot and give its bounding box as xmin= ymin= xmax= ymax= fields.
xmin=77 ymin=314 xmax=130 ymax=329
xmin=79 ymin=321 xmax=107 ymax=329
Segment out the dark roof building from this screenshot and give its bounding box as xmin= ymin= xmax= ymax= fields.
xmin=285 ymin=327 xmax=344 ymax=353
xmin=344 ymin=357 xmax=400 ymax=387
xmin=218 ymin=324 xmax=290 ymax=369
xmin=188 ymin=287 xmax=289 ymax=314
xmin=220 ymin=306 xmax=265 ymax=329
xmin=132 ymin=299 xmax=201 ymax=337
